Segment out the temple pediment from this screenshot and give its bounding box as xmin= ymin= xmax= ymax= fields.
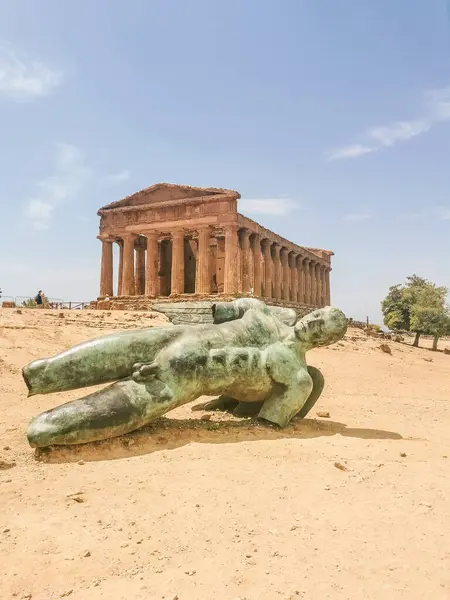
xmin=100 ymin=182 xmax=240 ymax=212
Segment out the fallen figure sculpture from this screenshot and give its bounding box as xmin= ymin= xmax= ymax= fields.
xmin=23 ymin=299 xmax=347 ymax=448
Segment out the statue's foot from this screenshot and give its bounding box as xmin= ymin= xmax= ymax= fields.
xmin=191 ymin=395 xmax=239 ymax=413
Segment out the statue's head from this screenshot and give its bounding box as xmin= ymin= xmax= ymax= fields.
xmin=294 ymin=307 xmax=347 ymax=347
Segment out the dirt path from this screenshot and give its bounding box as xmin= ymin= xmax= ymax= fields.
xmin=1 ymin=309 xmax=449 ymax=600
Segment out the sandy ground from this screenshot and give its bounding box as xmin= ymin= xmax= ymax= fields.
xmin=1 ymin=308 xmax=450 ymax=600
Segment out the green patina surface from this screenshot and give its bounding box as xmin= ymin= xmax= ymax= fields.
xmin=23 ymin=299 xmax=347 ymax=448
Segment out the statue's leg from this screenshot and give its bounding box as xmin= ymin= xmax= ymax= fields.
xmin=258 ymin=370 xmax=313 ymax=428
xmin=27 ymin=377 xmax=179 ymax=448
xmin=296 ymin=366 xmax=325 ymax=419
xmin=22 ymin=327 xmax=179 ymax=396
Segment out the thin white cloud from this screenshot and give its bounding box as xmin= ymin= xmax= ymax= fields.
xmin=342 ymin=212 xmax=372 ymax=222
xmin=0 ymin=43 xmax=62 ymax=101
xmin=240 ymin=198 xmax=297 ymax=216
xmin=105 ymin=169 xmax=130 ymax=184
xmin=327 ymin=144 xmax=376 ymax=161
xmin=327 ymin=86 xmax=450 ymax=161
xmin=23 ymin=143 xmax=91 ymax=230
xmin=368 ymin=119 xmax=431 ymax=147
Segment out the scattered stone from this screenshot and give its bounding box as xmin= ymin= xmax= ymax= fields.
xmin=444 ymin=348 xmax=450 ymax=355
xmin=317 ymin=411 xmax=330 ymax=418
xmin=380 ymin=344 xmax=392 ymax=354
xmin=423 ymin=357 xmax=433 ymax=362
xmin=200 ymin=414 xmax=212 ymax=421
xmin=334 ymin=462 xmax=348 ymax=472
xmin=83 ymin=551 xmax=91 ymax=557
xmin=58 ymin=313 xmax=65 ymax=318
xmin=3 ymin=446 xmax=11 ymax=450
xmin=400 ymin=452 xmax=407 ymax=458
xmin=16 ymin=309 xmax=22 ymax=315
xmin=60 ymin=590 xmax=73 ymax=598
xmin=71 ymin=496 xmax=84 ymax=503
xmin=0 ymin=459 xmax=16 ymax=470
xmin=184 ymin=570 xmax=196 ymax=576
xmin=77 ymin=460 xmax=85 ymax=465
xmin=21 ymin=594 xmax=32 ymax=599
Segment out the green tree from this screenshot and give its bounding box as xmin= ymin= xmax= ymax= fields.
xmin=409 ymin=286 xmax=450 ymax=350
xmin=381 ymin=275 xmax=449 ymax=348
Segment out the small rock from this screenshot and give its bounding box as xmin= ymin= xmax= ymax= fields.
xmin=3 ymin=446 xmax=11 ymax=450
xmin=71 ymin=496 xmax=84 ymax=503
xmin=380 ymin=344 xmax=392 ymax=354
xmin=334 ymin=462 xmax=348 ymax=471
xmin=77 ymin=460 xmax=85 ymax=465
xmin=400 ymin=452 xmax=407 ymax=458
xmin=184 ymin=570 xmax=196 ymax=576
xmin=60 ymin=591 xmax=73 ymax=598
xmin=200 ymin=414 xmax=212 ymax=421
xmin=317 ymin=411 xmax=330 ymax=418
xmin=120 ymin=543 xmax=129 ymax=548
xmin=16 ymin=309 xmax=22 ymax=314
xmin=443 ymin=348 xmax=450 ymax=355
xmin=0 ymin=459 xmax=16 ymax=470
xmin=21 ymin=594 xmax=32 ymax=599
xmin=423 ymin=357 xmax=433 ymax=362
xmin=83 ymin=551 xmax=91 ymax=557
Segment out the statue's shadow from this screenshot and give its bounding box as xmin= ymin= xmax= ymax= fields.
xmin=35 ymin=416 xmax=404 ymax=464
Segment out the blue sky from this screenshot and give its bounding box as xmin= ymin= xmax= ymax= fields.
xmin=0 ymin=0 xmax=449 ymax=322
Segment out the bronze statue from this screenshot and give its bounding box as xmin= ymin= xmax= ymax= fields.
xmin=23 ymin=299 xmax=347 ymax=448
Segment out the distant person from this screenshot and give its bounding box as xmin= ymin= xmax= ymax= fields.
xmin=34 ymin=291 xmax=44 ymax=306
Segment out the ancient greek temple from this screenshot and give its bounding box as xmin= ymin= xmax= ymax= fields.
xmin=97 ymin=183 xmax=332 ymax=308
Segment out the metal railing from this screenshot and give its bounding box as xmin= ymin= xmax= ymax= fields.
xmin=1 ymin=296 xmax=91 ymax=309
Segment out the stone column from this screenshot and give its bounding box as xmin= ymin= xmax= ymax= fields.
xmin=251 ymin=234 xmax=262 ymax=297
xmin=325 ymin=268 xmax=331 ymax=305
xmin=315 ymin=264 xmax=322 ymax=306
xmin=303 ymin=258 xmax=311 ymax=304
xmin=99 ymin=238 xmax=113 ymax=297
xmin=224 ymin=224 xmax=239 ymax=294
xmin=280 ymin=248 xmax=290 ymax=300
xmin=122 ymin=234 xmax=137 ymax=296
xmin=261 ymin=239 xmax=272 ymax=298
xmin=319 ymin=266 xmax=326 ymax=306
xmin=135 ymin=246 xmax=146 ymax=295
xmin=272 ymin=244 xmax=282 ymax=299
xmin=310 ymin=262 xmax=318 ymax=306
xmin=196 ymin=226 xmax=212 ymax=294
xmin=171 ymin=230 xmax=185 ymax=295
xmin=297 ymin=256 xmax=304 ymax=303
xmin=145 ymin=232 xmax=159 ymax=297
xmin=116 ymin=240 xmax=123 ymax=295
xmin=117 ymin=240 xmax=124 ymax=296
xmin=290 ymin=253 xmax=298 ymax=302
xmin=239 ymin=230 xmax=252 ymax=293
